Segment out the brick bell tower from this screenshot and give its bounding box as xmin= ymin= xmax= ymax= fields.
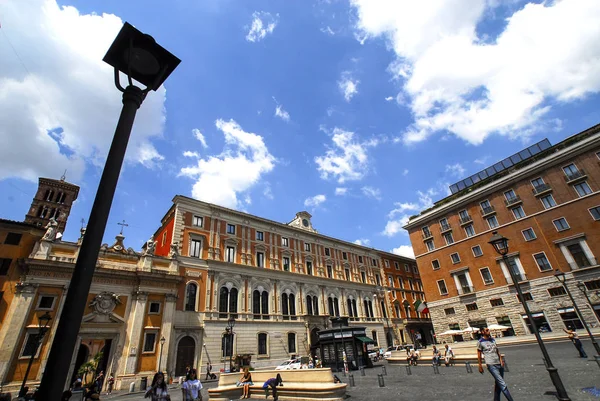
xmin=24 ymin=174 xmax=80 ymax=234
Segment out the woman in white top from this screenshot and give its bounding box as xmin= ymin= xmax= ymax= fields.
xmin=182 ymin=368 xmax=203 ymax=401
xmin=145 ymin=372 xmax=170 ymax=401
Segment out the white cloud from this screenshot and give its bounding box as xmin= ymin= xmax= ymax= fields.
xmin=183 ymin=151 xmax=200 ymax=158
xmin=361 ymin=186 xmax=381 ymax=200
xmin=335 ymin=187 xmax=348 ymax=196
xmin=354 ymin=238 xmax=371 ymax=246
xmin=274 ymin=105 xmax=290 ymax=122
xmin=315 ymin=128 xmax=378 ymax=183
xmin=180 ymin=119 xmax=276 ymax=209
xmin=350 ymin=0 xmax=600 ymax=145
xmin=304 ymin=194 xmax=326 ymax=208
xmin=338 ymin=72 xmax=359 ymax=102
xmin=387 ymin=202 xmax=419 ymax=218
xmin=402 ymin=169 xmax=409 ymax=176
xmin=0 ymin=0 xmax=168 ymax=182
xmin=382 ymin=187 xmax=439 ymax=237
xmin=385 ymin=96 xmax=394 ymax=102
xmin=474 ymin=156 xmax=490 ymax=165
xmin=246 ymin=11 xmax=279 ymax=42
xmin=382 ymin=217 xmax=410 ymax=237
xmin=391 ymin=245 xmax=415 ymax=259
xmin=445 ymin=163 xmax=466 ymax=178
xmin=263 ymin=183 xmax=274 ymax=200
xmin=192 ymin=129 xmax=208 ymax=148
xmin=321 ymin=26 xmax=335 ymax=35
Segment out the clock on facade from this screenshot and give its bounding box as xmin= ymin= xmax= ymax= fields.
xmin=302 ymin=219 xmax=309 ymax=227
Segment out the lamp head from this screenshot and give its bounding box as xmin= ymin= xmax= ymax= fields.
xmin=103 ymin=22 xmax=181 ymax=91
xmin=160 ymin=336 xmax=166 ymax=345
xmin=488 ymin=231 xmax=509 ymax=256
xmin=38 ymin=311 xmax=52 ymax=330
xmin=554 ymin=269 xmax=566 ymax=284
xmin=227 ymin=316 xmax=236 ymax=329
xmin=576 ymin=281 xmax=587 ymax=292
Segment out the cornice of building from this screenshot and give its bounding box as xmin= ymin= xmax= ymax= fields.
xmin=404 ymin=124 xmax=600 ymax=229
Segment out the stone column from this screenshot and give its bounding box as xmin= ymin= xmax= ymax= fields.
xmin=123 ymin=291 xmax=148 ymax=374
xmin=158 ymin=294 xmax=177 ymax=373
xmin=0 ymin=282 xmax=37 ymax=383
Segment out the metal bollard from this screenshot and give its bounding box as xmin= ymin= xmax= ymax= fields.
xmin=433 ymin=364 xmax=440 ymax=374
xmin=381 ymin=365 xmax=387 ymax=376
xmin=349 ymin=374 xmax=355 ymax=387
xmin=503 ymin=356 xmax=509 ymax=372
xmin=360 ymin=366 xmax=365 ymax=376
xmin=378 ymin=374 xmax=385 ymax=387
xmin=406 ymin=365 xmax=412 ymax=375
xmin=465 ymin=361 xmax=473 ymax=373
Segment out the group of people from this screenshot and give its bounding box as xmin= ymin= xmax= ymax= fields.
xmin=144 ymin=369 xmax=202 ymax=401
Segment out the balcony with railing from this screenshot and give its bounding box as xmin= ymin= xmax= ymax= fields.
xmin=459 ymin=214 xmax=472 ymax=225
xmin=457 ymin=285 xmax=475 ymax=296
xmin=440 ymin=222 xmax=452 ymax=233
xmin=480 ymin=205 xmax=496 ymax=216
xmin=532 ymin=183 xmax=552 ymax=196
xmin=564 ymin=168 xmax=587 ymax=183
xmin=504 ymin=195 xmax=522 ymax=207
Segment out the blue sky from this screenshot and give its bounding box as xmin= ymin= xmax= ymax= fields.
xmin=1 ymin=0 xmax=599 ymax=257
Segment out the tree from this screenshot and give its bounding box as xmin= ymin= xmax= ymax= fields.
xmin=77 ymin=352 xmax=103 ymax=385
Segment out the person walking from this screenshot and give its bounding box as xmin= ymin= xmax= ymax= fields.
xmin=443 ymin=344 xmax=454 ymax=367
xmin=563 ymin=327 xmax=588 ymax=358
xmin=106 ymin=373 xmax=114 ymax=396
xmin=432 ymin=345 xmax=441 ymax=366
xmin=145 ymin=372 xmax=171 ymax=401
xmin=95 ymin=371 xmax=105 ymax=393
xmin=477 ymin=327 xmax=514 ymax=401
xmin=182 ymin=368 xmax=202 ymax=401
xmin=205 ymin=362 xmax=212 ymax=380
xmin=237 ymin=367 xmax=253 ymax=399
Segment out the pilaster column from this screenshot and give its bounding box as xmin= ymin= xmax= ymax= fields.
xmin=158 ymin=294 xmax=177 ymax=373
xmin=0 ymin=282 xmax=37 ymax=382
xmin=123 ymin=291 xmax=148 ymax=374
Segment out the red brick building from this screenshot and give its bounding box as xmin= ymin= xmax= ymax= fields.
xmin=404 ymin=124 xmax=600 ymax=339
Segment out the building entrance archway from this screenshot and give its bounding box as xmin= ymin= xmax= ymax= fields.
xmin=175 ymin=336 xmax=196 ymax=376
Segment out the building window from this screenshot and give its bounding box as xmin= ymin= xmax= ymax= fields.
xmin=149 ymin=301 xmax=161 ymax=314
xmin=584 ymin=279 xmax=600 ymax=291
xmin=512 ymin=206 xmax=525 ymax=219
xmin=359 ymin=256 xmax=364 ymax=264
xmin=548 ymin=287 xmax=567 ymax=297
xmin=444 ymin=307 xmax=455 ymax=315
xmin=283 ymin=257 xmax=290 ymax=271
xmin=504 ymin=189 xmax=517 ymax=202
xmin=480 ymin=199 xmax=493 ymax=213
xmin=161 ymin=231 xmax=167 ymax=246
xmin=425 ymin=240 xmax=434 ymax=252
xmin=437 ymin=280 xmax=448 ymax=295
xmin=306 ymin=295 xmax=319 ymax=316
xmin=327 ymin=265 xmax=333 ymax=278
xmin=553 ymin=218 xmax=570 ymax=231
xmin=226 ymin=224 xmax=236 ymax=234
xmin=464 ymin=224 xmax=475 ymax=238
xmin=4 ymin=232 xmax=22 ymax=245
xmin=540 ymin=194 xmax=556 ymax=209
xmin=486 ymin=216 xmax=499 ymax=229
xmin=20 ymin=331 xmax=43 ymax=358
xmin=375 ymin=274 xmax=381 ymax=286
xmin=258 ymin=333 xmax=268 ymax=355
xmin=565 ymin=242 xmax=593 ymax=269
xmin=360 ymin=271 xmax=366 ymax=283
xmin=472 ymin=245 xmax=483 ymax=257
xmin=281 ymin=292 xmax=296 ymax=320
xmin=388 ymin=276 xmax=394 ymax=287
xmin=253 ymin=289 xmax=269 ymax=319
xmin=574 ymin=182 xmax=593 ymax=197
xmin=431 ymin=260 xmax=440 ymax=270
xmin=281 ymin=237 xmax=289 ymax=247
xmin=256 ymin=231 xmax=264 ymax=241
xmin=288 ymin=333 xmax=297 ymax=354
xmin=563 ymin=163 xmax=581 ymax=178
xmin=185 ymin=283 xmax=198 ymax=311
xmin=219 ymin=286 xmax=239 ymax=318
xmin=398 ymin=278 xmax=404 ymax=289
xmin=517 ymin=292 xmax=534 ymax=302
xmin=480 ymin=268 xmax=493 ymax=285
xmin=522 ymin=228 xmax=536 ymax=241
xmin=490 ymin=298 xmax=504 ymax=307
xmin=531 ymin=177 xmax=545 ymax=188
xmin=466 ymin=303 xmax=478 ymax=311
xmin=589 ymin=206 xmax=600 ymax=221
xmin=394 ymin=261 xmax=399 ymax=270
xmin=558 ymin=307 xmax=583 ymax=329
xmin=372 ymin=258 xmax=378 ymax=266
xmin=226 ymin=246 xmax=236 ymax=262
xmin=0 ymin=258 xmax=12 ymax=276
xmin=222 ymin=333 xmax=233 ymax=357
xmin=455 ymin=272 xmax=473 ymax=294
xmin=439 ymin=218 xmax=450 ymax=231
xmin=450 ymin=253 xmax=460 ymax=264
xmin=342 ymin=252 xmax=348 ymax=260
xmin=408 ymin=279 xmax=414 ymax=290
xmin=443 ymin=232 xmax=454 ymax=245
xmin=306 ymin=261 xmax=313 ymax=275
xmin=192 ymin=215 xmax=203 ymax=227
xmin=36 ymin=295 xmax=56 ymax=310
xmin=533 ymin=252 xmax=552 ymax=272
xmin=345 ymin=269 xmax=351 ymax=281
xmin=325 ymin=248 xmax=330 ymax=256
xmin=189 ymin=238 xmax=202 ymax=258
xmin=256 ymin=252 xmax=265 ymax=268
xmin=143 ymin=331 xmax=157 ymax=353
xmin=422 ymin=226 xmax=432 ymax=238
xmin=305 ymin=243 xmax=311 ymax=252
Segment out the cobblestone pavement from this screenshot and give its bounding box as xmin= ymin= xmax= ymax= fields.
xmin=108 ymin=339 xmax=600 ymax=400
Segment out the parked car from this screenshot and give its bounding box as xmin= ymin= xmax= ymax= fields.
xmin=275 ymin=358 xmax=302 ymax=370
xmin=368 ymin=351 xmax=379 ymax=362
xmin=383 ymin=345 xmax=404 ymax=359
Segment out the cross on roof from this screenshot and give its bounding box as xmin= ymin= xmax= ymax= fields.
xmin=117 ymin=219 xmax=129 ymax=235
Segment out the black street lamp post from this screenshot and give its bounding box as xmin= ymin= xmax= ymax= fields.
xmin=37 ymin=23 xmax=180 ymax=401
xmin=576 ymin=281 xmax=600 ymax=358
xmin=376 ymin=287 xmax=393 ymax=347
xmin=158 ymin=336 xmax=166 ymax=373
xmin=19 ymin=312 xmax=52 ymax=398
xmin=489 ymin=231 xmax=570 ymax=401
xmin=227 ymin=317 xmax=236 ymax=372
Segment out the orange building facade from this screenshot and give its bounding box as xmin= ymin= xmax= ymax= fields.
xmin=404 ymin=124 xmax=600 ymax=339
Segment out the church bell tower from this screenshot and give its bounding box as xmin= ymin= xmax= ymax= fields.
xmin=24 ymin=175 xmax=80 ymax=234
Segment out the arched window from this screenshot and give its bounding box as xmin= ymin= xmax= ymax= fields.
xmin=372 ymin=330 xmax=379 ymax=347
xmin=37 ymin=206 xmax=47 ymax=218
xmin=57 ymin=192 xmax=65 ymax=204
xmin=288 ymin=332 xmax=296 ymax=354
xmin=347 ymin=299 xmax=353 ymax=318
xmin=364 ymin=299 xmax=374 ymax=321
xmin=253 ymin=289 xmax=269 ymax=320
xmin=281 ymin=292 xmax=296 ymax=320
xmin=313 ymin=296 xmax=319 ymax=316
xmin=306 ymin=295 xmax=313 ymax=316
xmin=380 ymin=301 xmax=387 ymax=319
xmin=258 ymin=333 xmax=268 ymax=355
xmin=222 ymin=333 xmax=233 ymax=357
xmin=328 ymin=296 xmax=339 ymax=317
xmin=185 ymin=283 xmax=197 ymax=311
xmin=394 ymin=303 xmax=401 ymax=319
xmin=219 ymin=286 xmax=238 ymax=318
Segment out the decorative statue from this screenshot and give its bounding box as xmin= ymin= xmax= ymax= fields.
xmin=144 ymin=236 xmax=157 ymax=256
xmin=42 ymin=217 xmax=58 ymax=241
xmin=169 ymin=242 xmax=179 ymax=258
